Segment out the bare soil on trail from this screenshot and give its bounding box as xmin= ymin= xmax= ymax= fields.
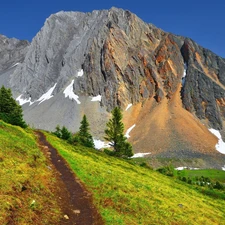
xmin=35 ymin=131 xmax=104 ymax=225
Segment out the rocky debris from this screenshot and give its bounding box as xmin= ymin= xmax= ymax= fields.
xmin=63 ymin=215 xmax=69 ymax=220
xmin=73 ymin=210 xmax=81 ymax=214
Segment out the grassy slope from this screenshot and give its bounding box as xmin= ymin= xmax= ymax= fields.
xmin=45 ymin=132 xmax=225 ymax=225
xmin=178 ymin=169 xmax=225 ymax=182
xmin=0 ymin=121 xmax=61 ymax=225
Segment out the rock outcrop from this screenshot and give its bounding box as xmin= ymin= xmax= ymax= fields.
xmin=0 ymin=35 xmax=29 ymax=87
xmin=0 ymin=34 xmax=29 ymax=71
xmin=1 ymin=7 xmax=225 ymax=168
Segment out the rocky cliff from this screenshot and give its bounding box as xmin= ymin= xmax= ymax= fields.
xmin=0 ymin=7 xmax=225 ymax=168
xmin=0 ymin=34 xmax=29 ymax=87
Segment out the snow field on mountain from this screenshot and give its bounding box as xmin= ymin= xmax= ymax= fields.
xmin=208 ymin=128 xmax=225 ymax=154
xmin=63 ymin=80 xmax=80 ymax=104
xmin=91 ymin=95 xmax=101 ymax=102
xmin=125 ymin=124 xmax=136 ymax=138
xmin=38 ymin=83 xmax=57 ymax=104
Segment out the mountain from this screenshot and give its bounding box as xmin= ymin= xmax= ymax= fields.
xmin=0 ymin=7 xmax=225 ymax=168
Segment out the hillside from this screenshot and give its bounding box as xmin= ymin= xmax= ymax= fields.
xmin=0 ymin=120 xmax=102 ymax=224
xmin=45 ymin=131 xmax=225 ymax=225
xmin=0 ymin=121 xmax=61 ymax=224
xmin=0 ymin=121 xmax=225 ymax=224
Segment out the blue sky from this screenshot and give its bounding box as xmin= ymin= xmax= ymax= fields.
xmin=1 ymin=0 xmax=224 ymax=58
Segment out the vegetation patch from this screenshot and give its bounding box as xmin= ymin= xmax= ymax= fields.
xmin=0 ymin=121 xmax=61 ymax=224
xmin=45 ymin=132 xmax=225 ymax=225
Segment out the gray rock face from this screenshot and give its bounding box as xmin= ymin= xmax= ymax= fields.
xmin=181 ymin=39 xmax=225 ymax=129
xmin=10 ymin=10 xmax=110 ymax=99
xmin=0 ymin=34 xmax=29 ymax=71
xmin=0 ymin=35 xmax=29 ymax=87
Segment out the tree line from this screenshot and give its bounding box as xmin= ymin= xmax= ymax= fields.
xmin=0 ymin=86 xmax=27 ymax=128
xmin=53 ymin=107 xmax=133 ymax=158
xmin=0 ymin=85 xmax=133 ymax=158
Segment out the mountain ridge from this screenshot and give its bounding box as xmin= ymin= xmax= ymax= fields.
xmin=0 ymin=7 xmax=225 ymax=168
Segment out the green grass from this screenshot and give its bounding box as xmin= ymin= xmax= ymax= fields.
xmin=177 ymin=169 xmax=225 ymax=182
xmin=45 ymin=132 xmax=225 ymax=225
xmin=0 ymin=121 xmax=61 ymax=224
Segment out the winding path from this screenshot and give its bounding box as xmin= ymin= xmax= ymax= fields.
xmin=35 ymin=131 xmax=104 ymax=225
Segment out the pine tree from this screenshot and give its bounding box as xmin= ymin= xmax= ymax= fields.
xmin=52 ymin=125 xmax=72 ymax=141
xmin=78 ymin=115 xmax=94 ymax=148
xmin=0 ymin=86 xmax=27 ymax=128
xmin=61 ymin=126 xmax=72 ymax=140
xmin=104 ymin=107 xmax=133 ymax=157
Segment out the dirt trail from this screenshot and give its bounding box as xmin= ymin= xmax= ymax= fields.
xmin=35 ymin=131 xmax=104 ymax=225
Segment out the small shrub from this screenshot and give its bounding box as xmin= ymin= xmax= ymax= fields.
xmin=214 ymin=181 xmax=224 ymax=190
xmin=187 ymin=178 xmax=192 ymax=184
xmin=139 ymin=162 xmax=153 ymax=170
xmin=52 ymin=125 xmax=72 ymax=141
xmin=157 ymin=165 xmax=175 ymax=177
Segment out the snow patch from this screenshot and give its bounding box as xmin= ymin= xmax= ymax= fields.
xmin=77 ymin=69 xmax=83 ymax=77
xmin=125 ymin=124 xmax=136 ymax=138
xmin=93 ymin=139 xmax=110 ymax=150
xmin=38 ymin=83 xmax=57 ymax=104
xmin=11 ymin=62 xmax=20 ymax=68
xmin=208 ymin=128 xmax=225 ymax=154
xmin=175 ymin=167 xmax=186 ymax=171
xmin=131 ymin=153 xmax=151 ymax=158
xmin=175 ymin=167 xmax=199 ymax=171
xmin=63 ymin=80 xmax=81 ymax=104
xmin=125 ymin=103 xmax=132 ymax=111
xmin=183 ymin=63 xmax=187 ymax=78
xmin=182 ymin=63 xmax=187 ymax=86
xmin=16 ymin=83 xmax=57 ymax=106
xmin=16 ymin=95 xmax=33 ymax=106
xmin=91 ymin=95 xmax=101 ymax=102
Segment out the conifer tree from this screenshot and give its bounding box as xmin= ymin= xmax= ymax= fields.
xmin=104 ymin=107 xmax=133 ymax=157
xmin=61 ymin=126 xmax=72 ymax=140
xmin=0 ymin=86 xmax=27 ymax=128
xmin=78 ymin=115 xmax=94 ymax=148
xmin=52 ymin=125 xmax=72 ymax=142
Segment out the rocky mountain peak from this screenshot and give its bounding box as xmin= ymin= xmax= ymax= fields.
xmin=1 ymin=8 xmax=225 ymax=168
xmin=0 ymin=34 xmax=29 ymax=71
